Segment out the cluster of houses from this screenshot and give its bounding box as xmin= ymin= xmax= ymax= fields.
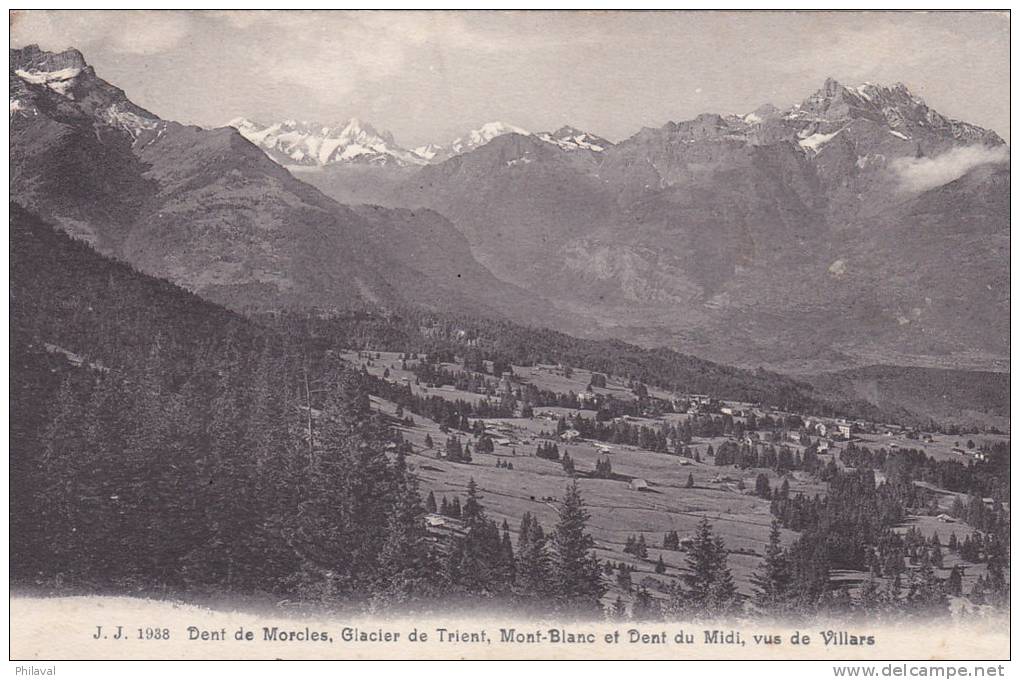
xmin=804 ymin=418 xmax=854 ymax=441
xmin=671 ymin=393 xmax=712 ymax=415
xmin=479 ymin=419 xmax=528 ymax=448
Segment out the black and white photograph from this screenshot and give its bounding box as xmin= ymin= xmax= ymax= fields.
xmin=7 ymin=9 xmax=1011 ymax=665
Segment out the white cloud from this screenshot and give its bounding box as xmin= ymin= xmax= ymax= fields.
xmin=208 ymin=12 xmax=444 ymax=98
xmin=11 ymin=10 xmax=193 ymax=55
xmin=890 ymin=145 xmax=1009 ymax=193
xmin=772 ymin=20 xmax=955 ymax=78
xmin=207 ymin=11 xmax=588 ymax=99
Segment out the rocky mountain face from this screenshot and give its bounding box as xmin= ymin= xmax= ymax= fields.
xmin=376 ymin=79 xmax=1008 ymax=371
xmin=11 ymin=45 xmax=1007 ymax=372
xmin=10 ymin=45 xmax=560 ymax=324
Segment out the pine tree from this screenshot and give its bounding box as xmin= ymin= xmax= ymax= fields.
xmin=551 ymin=481 xmax=604 ymax=614
xmin=199 ymin=370 xmax=257 ymax=587
xmin=425 ymin=491 xmax=437 ymax=514
xmin=907 ymin=554 xmax=948 ymax=615
xmin=661 ymin=579 xmax=687 ymax=620
xmin=857 ymin=575 xmax=884 ymax=614
xmin=39 ymin=376 xmax=90 ymax=576
xmin=635 ymin=534 xmax=648 ymax=559
xmin=515 ymin=512 xmax=549 ymax=599
xmin=632 ymin=586 xmax=657 ymax=621
xmin=376 ymin=451 xmax=434 ymax=604
xmin=561 ymin=452 xmax=575 ymax=476
xmin=750 ymin=519 xmax=792 ymax=614
xmin=462 ymin=479 xmax=484 ymax=528
xmin=984 ymin=540 xmax=1008 ymax=604
xmin=655 ymin=555 xmax=667 ymax=574
xmin=616 ymin=564 xmax=632 ymax=592
xmin=610 ymin=595 xmax=627 ymax=620
xmin=685 ymin=472 xmax=694 ymax=488
xmin=681 ymin=518 xmax=737 ymax=616
xmin=947 ymin=565 xmax=963 ymax=597
xmin=446 ymin=480 xmax=510 ymax=594
xmin=663 ymin=530 xmax=680 ymax=551
xmin=930 ymin=541 xmax=943 ymax=568
xmin=305 ymin=369 xmax=394 ymax=590
xmin=244 ymin=344 xmax=301 ymax=586
xmin=500 ymin=520 xmax=516 ymax=583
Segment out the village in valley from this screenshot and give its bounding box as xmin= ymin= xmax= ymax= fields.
xmin=340 ymin=348 xmax=1009 ymax=613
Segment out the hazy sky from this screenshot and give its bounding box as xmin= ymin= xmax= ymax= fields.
xmin=10 ymin=10 xmax=1011 ymax=146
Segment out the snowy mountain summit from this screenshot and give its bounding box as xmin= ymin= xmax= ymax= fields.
xmin=449 ymin=121 xmax=530 ymax=155
xmin=11 ymin=44 xmax=89 ymax=99
xmin=11 ymin=44 xmax=166 ymax=144
xmin=226 ymin=113 xmax=616 ymax=167
xmin=784 ymin=78 xmax=1003 ymax=147
xmin=536 ymin=125 xmax=613 ymax=152
xmin=227 ymin=117 xmax=428 ymax=166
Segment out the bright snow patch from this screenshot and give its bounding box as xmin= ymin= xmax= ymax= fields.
xmin=15 ymin=67 xmax=82 ymax=97
xmin=15 ymin=66 xmax=82 ymax=84
xmin=97 ymin=105 xmax=162 ymax=142
xmin=413 ymin=144 xmax=440 ymax=161
xmin=228 ymin=117 xmax=426 ymax=166
xmin=798 ymin=130 xmax=841 ymax=152
xmin=450 ymin=122 xmax=529 ymax=154
xmin=888 ymin=130 xmax=910 ymax=140
xmin=537 ymin=132 xmax=604 ymax=152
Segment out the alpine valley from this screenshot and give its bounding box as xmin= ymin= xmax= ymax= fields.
xmin=232 ymin=78 xmax=1009 ymax=375
xmin=10 ymin=44 xmax=1009 ymax=422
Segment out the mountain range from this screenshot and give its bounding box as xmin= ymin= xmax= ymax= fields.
xmin=313 ymin=78 xmax=1009 ymax=372
xmin=10 ymin=44 xmax=582 ymax=330
xmin=10 ymin=44 xmax=1010 ymax=374
xmin=228 ymin=117 xmax=613 ymax=167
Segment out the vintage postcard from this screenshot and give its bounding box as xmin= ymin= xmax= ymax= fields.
xmin=7 ymin=9 xmax=1010 ymax=666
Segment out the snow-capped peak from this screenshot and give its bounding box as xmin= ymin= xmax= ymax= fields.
xmin=227 ymin=117 xmax=427 ymax=167
xmin=227 ymin=116 xmax=260 ymax=129
xmin=784 ymin=78 xmax=1003 ymax=146
xmin=11 ymin=45 xmax=90 ymax=99
xmin=450 ymin=121 xmax=529 ymax=154
xmin=536 ymin=125 xmax=612 ymax=152
xmin=412 ymin=143 xmax=442 ymax=161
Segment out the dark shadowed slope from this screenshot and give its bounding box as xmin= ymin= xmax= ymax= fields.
xmin=9 ymin=45 xmax=565 ymax=326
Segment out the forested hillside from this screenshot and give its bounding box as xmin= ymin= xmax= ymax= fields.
xmin=255 ymin=310 xmax=991 ymax=431
xmin=10 ymin=204 xmax=1009 ymax=621
xmin=10 ymin=206 xmax=605 ymax=614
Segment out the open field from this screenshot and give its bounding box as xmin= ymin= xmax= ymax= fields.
xmin=351 ymin=345 xmax=1005 ymax=607
xmin=852 ymin=431 xmax=1012 ymax=465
